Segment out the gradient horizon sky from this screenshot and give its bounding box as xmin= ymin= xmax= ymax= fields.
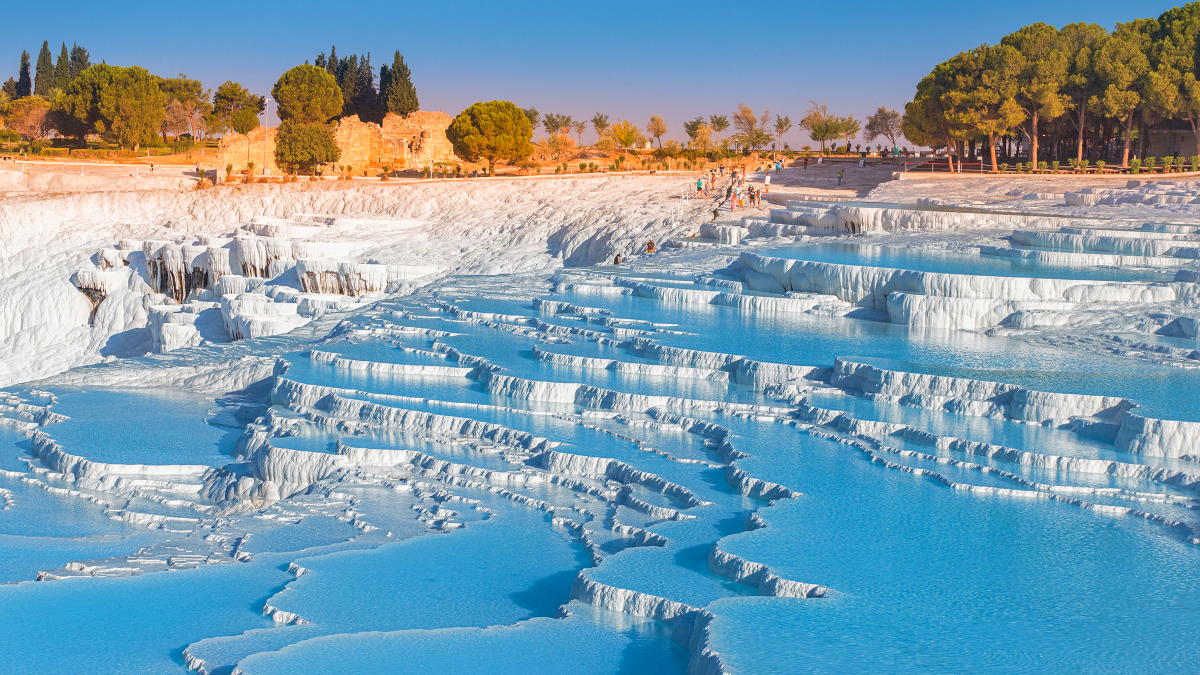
xmin=0 ymin=0 xmax=1182 ymax=146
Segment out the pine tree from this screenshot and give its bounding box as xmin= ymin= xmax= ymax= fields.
xmin=384 ymin=51 xmax=418 ymax=117
xmin=326 ymin=45 xmax=338 ymax=76
xmin=378 ymin=65 xmax=390 ymax=111
xmin=34 ymin=41 xmax=53 ymax=95
xmin=68 ymin=44 xmax=90 ymax=81
xmin=352 ymin=54 xmax=382 ymax=123
xmin=16 ymin=51 xmax=31 ymax=97
xmin=338 ymin=54 xmax=358 ymax=116
xmin=54 ymin=43 xmax=69 ymax=90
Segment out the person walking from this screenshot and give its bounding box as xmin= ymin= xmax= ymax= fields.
xmin=763 ymin=174 xmax=771 ymax=193
xmin=836 ymin=169 xmax=845 ymax=186
xmin=803 ymin=157 xmax=809 ymax=171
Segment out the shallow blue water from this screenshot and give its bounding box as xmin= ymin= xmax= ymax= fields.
xmin=42 ymin=388 xmax=240 ymax=466
xmin=709 ymin=421 xmax=1200 ymax=673
xmin=761 ymin=242 xmax=1173 ymax=281
xmin=1 ymin=227 xmax=1197 ymax=673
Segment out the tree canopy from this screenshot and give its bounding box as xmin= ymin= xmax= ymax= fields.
xmin=382 ymin=51 xmax=418 ymax=117
xmin=906 ymin=3 xmax=1200 ymax=167
xmin=864 ymin=107 xmax=902 ymax=146
xmin=275 ymin=120 xmax=340 ymax=173
xmin=272 ymin=64 xmax=342 ymax=123
xmin=63 ymin=64 xmax=165 ymax=149
xmin=646 ymin=115 xmax=667 ymax=147
xmin=446 ymin=100 xmax=533 ymax=173
xmin=208 ymin=80 xmax=264 ymax=134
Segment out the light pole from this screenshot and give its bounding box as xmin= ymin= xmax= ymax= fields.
xmin=263 ymin=98 xmax=272 ymax=176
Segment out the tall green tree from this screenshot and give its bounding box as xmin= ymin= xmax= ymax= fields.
xmin=523 ymin=107 xmax=540 ymax=128
xmin=1146 ymin=4 xmax=1200 ymax=156
xmin=383 ymin=51 xmax=418 ymax=117
xmin=730 ymin=104 xmax=771 ymax=151
xmin=607 ymin=120 xmax=646 ymax=148
xmin=1094 ymin=19 xmax=1154 ymax=166
xmin=275 ymin=120 xmax=340 ymax=173
xmin=63 ymin=64 xmax=166 ymax=149
xmin=446 ymin=100 xmax=533 ymax=174
xmin=1059 ymin=22 xmax=1107 ymax=162
xmin=1001 ymin=22 xmax=1069 ymax=167
xmin=683 ymin=116 xmax=706 ymax=142
xmin=16 ymin=51 xmax=31 ymax=98
xmin=337 ymin=53 xmax=358 ymax=116
xmin=272 ymin=64 xmax=342 ymax=123
xmin=67 ymin=44 xmax=90 ymax=82
xmin=904 ymin=52 xmax=988 ymax=170
xmin=864 ymin=107 xmax=902 ymax=147
xmin=708 ymin=114 xmax=729 ymax=145
xmin=542 ymin=113 xmax=572 ymax=137
xmin=352 ymin=54 xmax=384 ymax=123
xmin=53 ymin=43 xmax=69 ymax=91
xmin=647 ymin=115 xmax=667 ymax=147
xmin=943 ymin=44 xmax=1027 ymax=171
xmin=800 ymin=102 xmax=840 ymax=152
xmin=590 ymin=112 xmax=609 ymax=138
xmin=208 ymin=81 xmax=264 ymax=134
xmin=33 ymin=41 xmax=53 ymax=96
xmin=159 ymin=74 xmax=210 ymax=138
xmin=838 ymin=115 xmax=862 ymax=151
xmin=773 ymin=114 xmax=793 ymax=147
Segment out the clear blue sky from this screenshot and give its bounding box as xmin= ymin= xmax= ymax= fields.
xmin=0 ymin=0 xmax=1182 ymax=146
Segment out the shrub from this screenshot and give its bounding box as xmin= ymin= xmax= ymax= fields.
xmin=1191 ymin=156 xmax=1200 ymax=172
xmin=1038 ymin=161 xmax=1048 ymax=172
xmin=274 ymin=121 xmax=340 ymax=174
xmin=999 ymin=162 xmax=1009 ymax=172
xmin=1095 ymin=160 xmax=1106 ymax=172
xmin=1078 ymin=159 xmax=1089 ymax=172
xmin=1050 ymin=160 xmax=1060 ymax=173
xmin=1129 ymin=158 xmax=1141 ymax=174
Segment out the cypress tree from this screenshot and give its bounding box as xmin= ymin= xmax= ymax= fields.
xmin=34 ymin=41 xmax=53 ymax=95
xmin=16 ymin=50 xmax=31 ymax=97
xmin=68 ymin=44 xmax=90 ymax=81
xmin=326 ymin=45 xmax=338 ymax=76
xmin=351 ymin=54 xmax=384 ymax=123
xmin=54 ymin=42 xmax=69 ymax=90
xmin=338 ymin=54 xmax=358 ymax=116
xmin=378 ymin=64 xmax=391 ymax=110
xmin=384 ymin=51 xmax=418 ymax=117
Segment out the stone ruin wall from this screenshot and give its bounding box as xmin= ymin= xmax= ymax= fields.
xmin=219 ymin=126 xmax=281 ymax=175
xmin=219 ymin=111 xmax=456 ymax=175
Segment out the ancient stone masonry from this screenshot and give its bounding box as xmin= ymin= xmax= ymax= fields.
xmin=218 ymin=112 xmax=456 ymax=175
xmin=218 ymin=126 xmax=281 ymax=175
xmin=381 ymin=111 xmax=456 ymax=168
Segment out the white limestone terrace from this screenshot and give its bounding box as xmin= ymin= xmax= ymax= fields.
xmin=0 ymin=169 xmax=1199 ymax=671
xmin=0 ymin=173 xmax=714 ymax=387
xmin=4 ymin=248 xmax=1200 ymax=671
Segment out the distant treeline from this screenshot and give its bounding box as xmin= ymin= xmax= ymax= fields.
xmin=904 ymin=2 xmax=1200 ymax=169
